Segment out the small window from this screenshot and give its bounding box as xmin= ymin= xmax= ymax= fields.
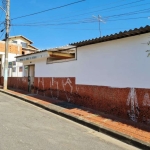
xmin=8 ymin=62 xmax=12 ymax=68
xmin=21 ymin=42 xmax=27 ymax=48
xmin=12 ymin=40 xmax=17 ymax=44
xmin=47 ymin=50 xmax=76 ymax=64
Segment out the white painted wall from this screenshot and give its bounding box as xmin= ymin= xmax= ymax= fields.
xmin=10 ymin=39 xmax=28 ymax=45
xmin=0 ymin=52 xmax=23 ymax=77
xmin=23 ymin=33 xmax=150 ymax=88
xmin=0 ymin=41 xmax=23 ymax=77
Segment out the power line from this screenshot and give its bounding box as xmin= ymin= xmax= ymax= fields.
xmin=93 ymin=1 xmax=150 ymax=16
xmin=12 ymin=20 xmax=97 ymax=26
xmin=74 ymin=0 xmax=146 ymax=18
xmin=71 ymin=0 xmax=126 ymax=13
xmin=10 ymin=0 xmax=125 ymax=23
xmin=9 ymin=27 xmax=132 ymax=31
xmin=0 ymin=0 xmax=5 ymax=21
xmin=11 ymin=8 xmax=150 ymax=26
xmin=11 ymin=0 xmax=85 ymax=20
xmin=108 ymin=16 xmax=149 ymax=21
xmin=11 ymin=0 xmax=149 ymax=26
xmin=10 ymin=25 xmax=16 ymax=36
xmin=11 ymin=6 xmax=150 ymax=27
xmin=12 ymin=17 xmax=96 ymax=25
xmin=102 ymin=8 xmax=150 ymax=19
xmin=0 ymin=28 xmax=5 ymax=39
xmin=26 ymin=0 xmax=126 ymax=23
xmin=9 ymin=0 xmax=150 ymax=35
xmin=2 ymin=0 xmax=6 ymax=10
xmin=11 ymin=15 xmax=149 ymax=27
xmin=38 ymin=0 xmax=146 ymax=23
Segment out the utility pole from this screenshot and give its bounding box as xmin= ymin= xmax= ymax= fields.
xmin=3 ymin=0 xmax=10 ymax=89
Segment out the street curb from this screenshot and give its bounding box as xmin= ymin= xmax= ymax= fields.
xmin=1 ymin=90 xmax=150 ymax=149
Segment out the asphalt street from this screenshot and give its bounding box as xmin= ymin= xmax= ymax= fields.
xmin=0 ymin=92 xmax=140 ymax=150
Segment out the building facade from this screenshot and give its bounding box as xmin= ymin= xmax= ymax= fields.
xmin=13 ymin=26 xmax=150 ymax=125
xmin=0 ymin=35 xmax=38 ymax=77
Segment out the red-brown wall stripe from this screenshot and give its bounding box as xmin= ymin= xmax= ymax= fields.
xmin=33 ymin=77 xmax=150 ymax=125
xmin=1 ymin=76 xmax=150 ymax=125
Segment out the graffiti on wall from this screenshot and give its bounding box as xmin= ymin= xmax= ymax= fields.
xmin=29 ymin=77 xmax=150 ymax=125
xmin=62 ymin=78 xmax=73 ymax=102
xmin=37 ymin=78 xmax=44 ymax=95
xmin=22 ymin=78 xmax=27 ymax=83
xmin=50 ymin=77 xmax=59 ymax=99
xmin=143 ymin=93 xmax=150 ymax=124
xmin=143 ymin=93 xmax=150 ymax=106
xmin=76 ymin=86 xmax=79 ymax=93
xmin=126 ymin=88 xmax=140 ymax=122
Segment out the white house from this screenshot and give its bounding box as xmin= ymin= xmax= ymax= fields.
xmin=16 ymin=25 xmax=150 ymax=124
xmin=3 ymin=35 xmax=38 ymax=55
xmin=16 ymin=26 xmax=150 ymax=88
xmin=0 ymin=35 xmax=38 ymax=77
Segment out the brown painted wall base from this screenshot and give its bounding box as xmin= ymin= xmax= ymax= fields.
xmin=33 ymin=77 xmax=150 ymax=125
xmin=8 ymin=77 xmax=28 ymax=91
xmin=0 ymin=76 xmax=150 ymax=125
xmin=0 ymin=77 xmax=28 ymax=91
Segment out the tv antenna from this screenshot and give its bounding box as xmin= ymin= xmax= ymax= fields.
xmin=93 ymin=15 xmax=106 ymax=37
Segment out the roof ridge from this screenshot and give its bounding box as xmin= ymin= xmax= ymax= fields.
xmin=70 ymin=25 xmax=150 ymax=47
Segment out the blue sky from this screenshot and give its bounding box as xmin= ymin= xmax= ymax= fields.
xmin=0 ymin=0 xmax=150 ymax=49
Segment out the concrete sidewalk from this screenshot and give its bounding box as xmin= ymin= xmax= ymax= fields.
xmin=0 ymin=89 xmax=150 ymax=149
